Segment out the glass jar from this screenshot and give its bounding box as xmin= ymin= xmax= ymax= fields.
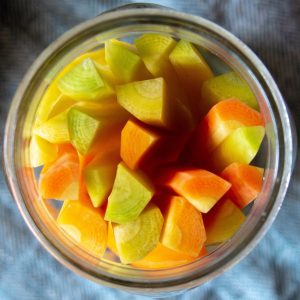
xmin=3 ymin=4 xmax=296 ymax=297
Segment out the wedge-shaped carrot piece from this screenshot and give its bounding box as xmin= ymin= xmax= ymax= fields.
xmin=105 ymin=162 xmax=155 ymax=224
xmin=221 ymin=163 xmax=264 ymax=209
xmin=84 ymin=148 xmax=120 ymax=208
xmin=135 ymin=34 xmax=190 ymax=112
xmin=188 ymin=99 xmax=264 ymax=163
xmin=202 ymin=72 xmax=259 ymax=112
xmin=30 ymin=135 xmax=58 ymax=167
xmin=57 ymin=143 xmax=77 ymax=156
xmin=159 ymin=195 xmax=206 ymax=257
xmin=121 ymin=120 xmax=189 ymax=174
xmin=57 ymin=200 xmax=107 ymax=257
xmin=116 ymin=77 xmax=193 ymax=130
xmin=132 ymin=244 xmax=207 ymax=269
xmin=121 ymin=120 xmax=161 ymax=169
xmin=203 ymin=198 xmax=245 ymax=244
xmin=169 ymin=40 xmax=213 ymax=117
xmin=105 ymin=39 xmax=151 ymax=83
xmin=113 ymin=203 xmax=164 ymax=264
xmin=39 ymin=152 xmax=80 ymax=200
xmin=40 ymin=143 xmax=77 ymax=176
xmin=210 ymin=125 xmax=265 ymax=172
xmin=157 ymin=168 xmax=231 ymax=213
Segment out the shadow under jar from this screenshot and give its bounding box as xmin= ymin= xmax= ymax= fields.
xmin=3 ymin=4 xmax=295 ymax=297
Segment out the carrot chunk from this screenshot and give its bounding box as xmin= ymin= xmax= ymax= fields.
xmin=187 ymin=99 xmax=264 ymax=163
xmin=121 ymin=120 xmax=161 ymax=170
xmin=132 ymin=243 xmax=207 ymax=269
xmin=159 ymin=195 xmax=206 ymax=257
xmin=157 ymin=168 xmax=231 ymax=213
xmin=57 ymin=200 xmax=107 ymax=258
xmin=221 ymin=163 xmax=264 ymax=208
xmin=39 ymin=152 xmax=80 ymax=201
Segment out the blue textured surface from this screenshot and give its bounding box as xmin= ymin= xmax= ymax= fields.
xmin=0 ymin=1 xmax=299 ymax=299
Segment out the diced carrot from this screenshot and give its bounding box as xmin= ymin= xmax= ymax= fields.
xmin=158 ymin=195 xmax=206 ymax=257
xmin=132 ymin=243 xmax=207 ymax=269
xmin=39 ymin=153 xmax=80 ymax=201
xmin=57 ymin=143 xmax=77 ymax=156
xmin=157 ymin=168 xmax=231 ymax=213
xmin=120 ymin=119 xmax=190 ymax=172
xmin=220 ymin=163 xmax=264 ymax=208
xmin=203 ymin=198 xmax=245 ymax=245
xmin=121 ymin=120 xmax=161 ymax=169
xmin=57 ymin=200 xmax=107 ymax=258
xmin=187 ymin=99 xmax=264 ymax=164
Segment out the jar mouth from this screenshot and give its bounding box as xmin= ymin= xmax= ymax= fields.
xmin=3 ymin=7 xmax=294 ymax=293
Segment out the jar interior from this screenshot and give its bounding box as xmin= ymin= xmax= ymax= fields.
xmin=13 ymin=18 xmax=280 ymax=288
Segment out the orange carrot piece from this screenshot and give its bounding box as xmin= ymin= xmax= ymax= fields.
xmin=120 ymin=120 xmax=189 ymax=172
xmin=159 ymin=195 xmax=206 ymax=257
xmin=203 ymin=198 xmax=245 ymax=245
xmin=132 ymin=243 xmax=207 ymax=269
xmin=157 ymin=168 xmax=231 ymax=213
xmin=220 ymin=163 xmax=264 ymax=208
xmin=39 ymin=153 xmax=80 ymax=201
xmin=57 ymin=200 xmax=107 ymax=258
xmin=121 ymin=120 xmax=161 ymax=169
xmin=57 ymin=143 xmax=77 ymax=156
xmin=187 ymin=99 xmax=264 ymax=163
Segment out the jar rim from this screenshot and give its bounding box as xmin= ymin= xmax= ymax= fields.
xmin=3 ymin=6 xmax=294 ymax=293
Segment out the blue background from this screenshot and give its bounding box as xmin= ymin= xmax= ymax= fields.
xmin=0 ymin=1 xmax=299 ymax=299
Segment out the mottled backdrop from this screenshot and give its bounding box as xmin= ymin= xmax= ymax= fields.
xmin=0 ymin=1 xmax=299 ymax=299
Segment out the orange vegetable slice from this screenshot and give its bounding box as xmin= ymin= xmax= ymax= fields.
xmin=220 ymin=163 xmax=264 ymax=208
xmin=57 ymin=200 xmax=107 ymax=258
xmin=132 ymin=244 xmax=207 ymax=269
xmin=157 ymin=168 xmax=231 ymax=213
xmin=39 ymin=152 xmax=80 ymax=201
xmin=187 ymin=99 xmax=264 ymax=163
xmin=203 ymin=198 xmax=245 ymax=245
xmin=159 ymin=195 xmax=206 ymax=257
xmin=120 ymin=120 xmax=161 ymax=170
xmin=121 ymin=119 xmax=190 ymax=173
